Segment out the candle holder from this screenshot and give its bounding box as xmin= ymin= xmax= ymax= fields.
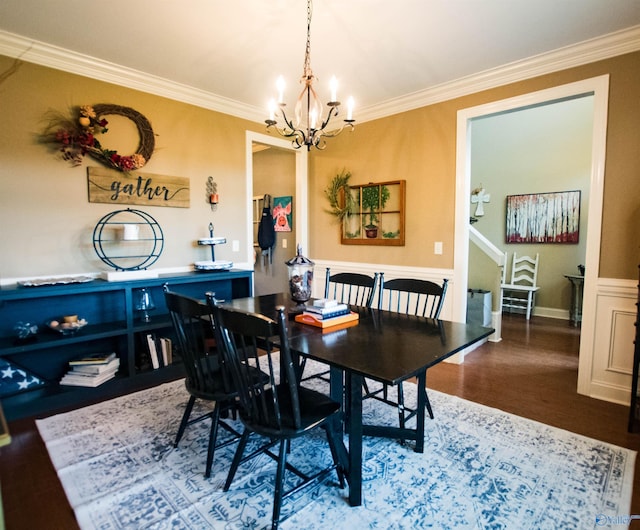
xmin=134 ymin=288 xmax=155 ymax=323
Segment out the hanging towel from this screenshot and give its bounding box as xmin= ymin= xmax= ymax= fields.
xmin=257 ymin=194 xmax=275 ymax=264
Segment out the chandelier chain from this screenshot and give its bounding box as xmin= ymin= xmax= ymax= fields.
xmin=303 ymin=0 xmax=313 ymax=81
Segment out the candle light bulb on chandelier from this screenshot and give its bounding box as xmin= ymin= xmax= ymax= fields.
xmin=268 ymin=99 xmax=276 ymax=121
xmin=330 ymin=76 xmax=338 ymax=103
xmin=276 ymin=76 xmax=286 ymax=104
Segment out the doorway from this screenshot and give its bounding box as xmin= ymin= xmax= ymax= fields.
xmin=467 ymin=95 xmax=593 ymax=322
xmin=453 ymin=75 xmax=610 ymax=395
xmin=245 ymin=131 xmax=308 ymax=296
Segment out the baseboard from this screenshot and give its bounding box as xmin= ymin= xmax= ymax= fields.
xmin=501 ymin=305 xmax=570 ymax=321
xmin=586 ymin=380 xmax=631 ymax=406
xmin=444 ymin=337 xmax=491 ymax=364
xmin=534 ymin=306 xmax=570 ymax=320
xmin=489 ymin=311 xmax=502 ymax=342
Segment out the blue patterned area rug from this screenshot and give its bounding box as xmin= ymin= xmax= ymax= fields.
xmin=36 ymin=359 xmax=635 ymax=530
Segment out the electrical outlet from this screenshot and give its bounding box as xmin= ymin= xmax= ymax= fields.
xmin=232 ymin=240 xmax=239 ymax=252
xmin=434 ymin=241 xmax=443 ymax=255
xmin=282 ymin=238 xmax=287 ymax=249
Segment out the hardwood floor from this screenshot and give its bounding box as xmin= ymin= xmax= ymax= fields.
xmin=1 ymin=314 xmax=638 ymax=529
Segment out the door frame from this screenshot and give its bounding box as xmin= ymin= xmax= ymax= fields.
xmin=454 ymin=75 xmax=610 ymax=394
xmin=245 ymin=131 xmax=308 ymax=265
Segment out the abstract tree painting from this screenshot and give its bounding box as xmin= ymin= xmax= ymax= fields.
xmin=506 ymin=190 xmax=580 ymax=243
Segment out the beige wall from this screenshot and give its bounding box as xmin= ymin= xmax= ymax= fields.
xmin=309 ymin=104 xmax=457 ymax=268
xmin=310 ymin=52 xmax=640 ymax=281
xmin=0 ymin=51 xmax=639 ymax=284
xmin=0 ymin=56 xmax=263 ymax=280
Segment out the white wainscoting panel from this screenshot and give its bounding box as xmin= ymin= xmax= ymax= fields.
xmin=587 ymin=278 xmax=637 ymax=405
xmin=312 ymin=259 xmax=455 ymax=318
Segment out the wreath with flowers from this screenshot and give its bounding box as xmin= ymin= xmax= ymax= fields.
xmin=43 ymin=104 xmax=155 ymax=172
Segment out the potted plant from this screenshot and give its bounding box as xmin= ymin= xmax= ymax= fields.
xmin=360 ymin=184 xmax=390 ymax=238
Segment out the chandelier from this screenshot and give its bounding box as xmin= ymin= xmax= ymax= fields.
xmin=265 ymin=0 xmax=355 ymax=150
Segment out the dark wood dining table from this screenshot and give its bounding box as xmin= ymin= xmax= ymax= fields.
xmin=223 ymin=292 xmax=494 ymax=507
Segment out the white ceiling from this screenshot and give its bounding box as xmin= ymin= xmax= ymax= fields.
xmin=1 ymin=1 xmax=640 ymax=122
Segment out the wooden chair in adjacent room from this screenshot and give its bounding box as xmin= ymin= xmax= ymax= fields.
xmin=164 ymin=287 xmax=246 ymax=478
xmin=500 ymin=252 xmax=540 ymax=320
xmin=208 ymin=296 xmax=346 ymax=530
xmin=363 ymin=275 xmax=449 ymax=427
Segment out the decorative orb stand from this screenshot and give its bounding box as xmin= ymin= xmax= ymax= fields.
xmin=93 ymin=208 xmax=164 ymax=281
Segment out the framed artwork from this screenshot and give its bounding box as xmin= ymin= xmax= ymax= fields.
xmin=506 ymin=190 xmax=580 ymax=243
xmin=272 ymin=196 xmax=293 ymax=232
xmin=341 ymin=180 xmax=405 ymax=246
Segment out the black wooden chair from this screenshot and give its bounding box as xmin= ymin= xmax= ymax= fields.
xmin=299 ymin=268 xmax=379 ymax=384
xmin=364 ymin=276 xmax=449 ymax=427
xmin=164 ymin=287 xmax=244 ymax=478
xmin=324 ymin=268 xmax=379 ymax=307
xmin=208 ymin=295 xmax=346 ymax=530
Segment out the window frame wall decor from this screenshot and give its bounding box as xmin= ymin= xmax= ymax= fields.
xmin=341 ymin=180 xmax=405 ymax=246
xmin=505 ymin=190 xmax=581 ymax=244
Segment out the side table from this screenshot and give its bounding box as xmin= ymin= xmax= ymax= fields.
xmin=565 ymin=274 xmax=585 ymax=326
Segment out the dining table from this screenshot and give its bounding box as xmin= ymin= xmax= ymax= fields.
xmin=223 ymin=292 xmax=495 ymax=507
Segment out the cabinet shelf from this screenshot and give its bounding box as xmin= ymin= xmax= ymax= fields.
xmin=0 ymin=321 xmax=128 ymax=355
xmin=131 ymin=315 xmax=172 ymax=333
xmin=0 ymin=270 xmax=252 ymax=420
xmin=1 ymin=363 xmax=186 ymax=421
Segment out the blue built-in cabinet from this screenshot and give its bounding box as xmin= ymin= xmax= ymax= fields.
xmin=0 ymin=270 xmax=252 ymax=421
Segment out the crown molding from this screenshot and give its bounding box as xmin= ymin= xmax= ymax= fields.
xmin=0 ymin=30 xmax=264 ymax=122
xmin=356 ymin=25 xmax=640 ymax=122
xmin=1 ymin=25 xmax=639 ymax=124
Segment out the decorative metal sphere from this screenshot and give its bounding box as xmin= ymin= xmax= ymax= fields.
xmin=92 ymin=209 xmax=164 ymax=271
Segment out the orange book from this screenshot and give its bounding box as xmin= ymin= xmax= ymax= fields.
xmin=295 ymin=311 xmax=359 ymax=329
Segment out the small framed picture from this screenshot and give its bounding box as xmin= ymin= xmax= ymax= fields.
xmin=273 ymin=196 xmax=293 ymax=232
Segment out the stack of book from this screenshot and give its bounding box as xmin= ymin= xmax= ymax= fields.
xmin=146 ymin=334 xmax=173 ymax=370
xmin=295 ymin=299 xmax=359 ymax=329
xmin=60 ymin=352 xmax=119 ymax=387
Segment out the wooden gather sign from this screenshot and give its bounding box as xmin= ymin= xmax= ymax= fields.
xmin=88 ymin=167 xmax=190 ymax=208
